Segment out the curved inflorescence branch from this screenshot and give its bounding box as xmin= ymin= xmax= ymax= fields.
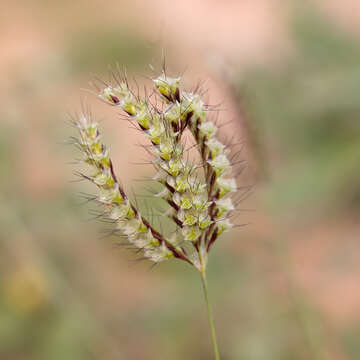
xmin=73 ymin=69 xmax=240 ymax=271
xmin=73 ymin=111 xmax=191 ymax=265
xmin=181 ymin=92 xmax=237 ymax=252
xmin=152 ymin=73 xmax=238 ymax=269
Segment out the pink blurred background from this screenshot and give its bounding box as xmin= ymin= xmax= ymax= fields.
xmin=1 ymin=1 xmax=360 ymax=359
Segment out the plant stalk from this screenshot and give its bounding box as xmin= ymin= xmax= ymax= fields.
xmin=200 ymin=270 xmax=220 ymax=360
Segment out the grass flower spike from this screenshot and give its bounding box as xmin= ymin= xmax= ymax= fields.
xmin=72 ymin=68 xmax=245 ymax=360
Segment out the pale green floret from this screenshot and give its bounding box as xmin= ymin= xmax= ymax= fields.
xmin=148 ymin=122 xmax=165 ymax=145
xmin=182 ymin=92 xmax=207 ymax=121
xmin=99 ymin=86 xmax=118 ymax=103
xmin=144 ymin=242 xmax=174 ymax=262
xmin=137 ymin=220 xmax=149 ymax=233
xmin=157 ymin=159 xmax=169 ymax=173
xmin=193 ymin=193 xmax=209 ymax=210
xmin=179 ymin=195 xmax=193 ymax=210
xmin=168 ymin=158 xmax=182 ymax=177
xmin=100 ymin=84 xmax=130 ymax=103
xmin=90 ymin=148 xmax=110 ymax=166
xmin=205 ymin=138 xmax=226 ymax=158
xmin=153 ymin=74 xmax=180 ymax=100
xmin=79 ymin=134 xmax=99 ymax=148
xmin=89 ymin=141 xmax=104 ymax=157
xmin=156 ymin=141 xmax=183 ymax=162
xmin=93 ymin=169 xmax=115 ymax=188
xmin=98 ymin=184 xmax=124 ymax=204
xmin=182 ymin=225 xmax=202 ymax=241
xmin=100 ymin=85 xmax=142 ymax=116
xmin=199 ymin=213 xmax=212 ymax=229
xmin=174 ymin=144 xmax=184 ymax=157
xmin=183 ymin=213 xmax=198 ymax=226
xmin=199 ymin=121 xmax=217 ymax=139
xmin=215 ymin=198 xmax=235 ymax=218
xmin=118 ymin=217 xmax=143 ymax=236
xmin=99 ymin=86 xmax=122 ymax=104
xmin=108 ymin=203 xmax=132 ymax=220
xmin=216 ymin=219 xmax=233 ymax=235
xmin=173 ymin=188 xmax=208 ymax=211
xmin=216 ymin=177 xmax=237 ymax=197
xmin=158 ymin=139 xmax=175 ymax=161
xmin=134 ymin=107 xmax=151 ymax=130
xmin=133 ymin=231 xmax=159 ymax=249
xmin=207 ymin=154 xmax=231 ymax=176
xmin=83 ymin=123 xmax=99 ymax=140
xmin=122 ymin=99 xmax=137 ymax=116
xmin=164 ymin=103 xmax=181 ymax=124
xmin=174 ymin=175 xmax=189 ymax=193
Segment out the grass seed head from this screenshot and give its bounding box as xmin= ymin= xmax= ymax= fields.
xmin=72 ymin=68 xmax=241 ymax=271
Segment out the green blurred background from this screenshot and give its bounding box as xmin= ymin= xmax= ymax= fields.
xmin=1 ymin=0 xmax=360 ymax=359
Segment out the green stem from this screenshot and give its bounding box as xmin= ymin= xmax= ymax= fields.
xmin=200 ymin=270 xmax=220 ymax=360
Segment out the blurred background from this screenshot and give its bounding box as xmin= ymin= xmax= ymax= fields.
xmin=1 ymin=0 xmax=360 ymax=359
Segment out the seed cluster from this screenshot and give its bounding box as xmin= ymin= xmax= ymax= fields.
xmin=74 ymin=71 xmax=239 ymax=270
